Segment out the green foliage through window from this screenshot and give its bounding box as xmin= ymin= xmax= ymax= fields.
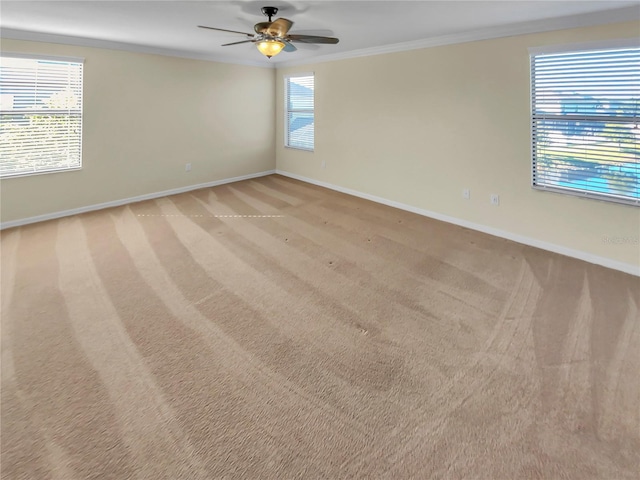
xmin=0 ymin=55 xmax=83 ymax=177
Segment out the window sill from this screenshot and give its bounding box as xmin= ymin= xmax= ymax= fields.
xmin=1 ymin=166 xmax=82 ymax=180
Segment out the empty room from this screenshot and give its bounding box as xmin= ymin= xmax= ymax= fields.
xmin=1 ymin=1 xmax=639 ymax=478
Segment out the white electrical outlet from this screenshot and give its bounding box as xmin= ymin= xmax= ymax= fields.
xmin=185 ymin=163 xmax=192 ymax=172
xmin=490 ymin=194 xmax=500 ymax=205
xmin=321 ymin=160 xmax=326 ymax=169
xmin=463 ymin=188 xmax=470 ymax=200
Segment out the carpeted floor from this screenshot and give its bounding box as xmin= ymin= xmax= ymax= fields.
xmin=2 ymin=174 xmax=639 ymax=479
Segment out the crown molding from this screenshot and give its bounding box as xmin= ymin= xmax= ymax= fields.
xmin=0 ymin=28 xmax=275 ymax=69
xmin=276 ymin=5 xmax=640 ymax=68
xmin=1 ymin=5 xmax=637 ymax=69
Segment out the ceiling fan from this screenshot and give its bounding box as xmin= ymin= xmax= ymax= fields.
xmin=198 ymin=6 xmax=339 ymax=59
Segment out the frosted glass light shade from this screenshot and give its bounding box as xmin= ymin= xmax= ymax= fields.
xmin=256 ymin=40 xmax=285 ymax=58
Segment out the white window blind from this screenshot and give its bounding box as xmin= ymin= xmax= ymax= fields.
xmin=285 ymin=74 xmax=314 ymax=151
xmin=0 ymin=54 xmax=83 ymax=177
xmin=531 ymin=46 xmax=639 ymax=205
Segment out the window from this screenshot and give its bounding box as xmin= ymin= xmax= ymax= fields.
xmin=530 ymin=44 xmax=639 ymax=205
xmin=0 ymin=54 xmax=83 ymax=177
xmin=285 ymin=74 xmax=314 ymax=151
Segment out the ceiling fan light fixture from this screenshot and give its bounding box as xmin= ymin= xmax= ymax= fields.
xmin=256 ymin=39 xmax=285 ymax=58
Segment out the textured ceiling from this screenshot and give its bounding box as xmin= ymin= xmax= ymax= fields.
xmin=1 ymin=1 xmax=638 ymax=67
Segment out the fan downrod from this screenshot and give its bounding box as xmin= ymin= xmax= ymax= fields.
xmin=261 ymin=6 xmax=278 ymax=22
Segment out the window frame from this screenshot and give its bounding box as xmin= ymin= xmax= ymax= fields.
xmin=0 ymin=52 xmax=84 ymax=178
xmin=284 ymin=72 xmax=315 ymax=152
xmin=529 ymin=39 xmax=639 ymax=206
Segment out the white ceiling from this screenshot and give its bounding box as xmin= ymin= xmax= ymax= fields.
xmin=1 ymin=1 xmax=638 ymax=67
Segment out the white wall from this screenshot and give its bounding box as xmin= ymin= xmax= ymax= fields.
xmin=0 ymin=39 xmax=276 ymax=223
xmin=2 ymin=23 xmax=639 ymax=272
xmin=276 ymin=21 xmax=640 ymax=270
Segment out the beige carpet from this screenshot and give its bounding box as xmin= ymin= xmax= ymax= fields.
xmin=2 ymin=174 xmax=639 ymax=479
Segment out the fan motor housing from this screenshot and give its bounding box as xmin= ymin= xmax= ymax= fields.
xmin=261 ymin=6 xmax=278 ymax=21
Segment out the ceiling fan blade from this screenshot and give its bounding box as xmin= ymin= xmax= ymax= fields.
xmin=221 ymin=40 xmax=256 ymax=47
xmin=198 ymin=25 xmax=254 ymax=37
xmin=254 ymin=22 xmax=271 ymax=34
xmin=287 ymin=34 xmax=339 ymax=44
xmin=283 ymin=41 xmax=297 ymax=53
xmin=266 ymin=18 xmax=293 ymax=37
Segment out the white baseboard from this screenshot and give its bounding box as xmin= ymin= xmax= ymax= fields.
xmin=0 ymin=170 xmax=276 ymax=230
xmin=275 ymin=169 xmax=639 ymax=277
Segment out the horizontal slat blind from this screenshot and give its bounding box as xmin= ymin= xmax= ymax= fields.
xmin=531 ymin=47 xmax=639 ymax=205
xmin=285 ymin=74 xmax=314 ymax=151
xmin=0 ymin=55 xmax=83 ymax=177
